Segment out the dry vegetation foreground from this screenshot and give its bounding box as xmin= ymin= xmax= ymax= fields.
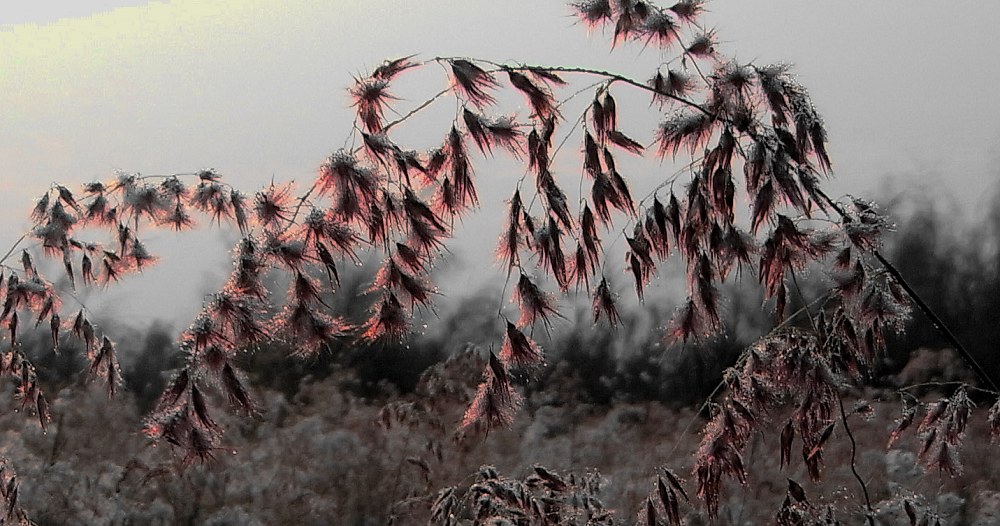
xmin=1 ymin=362 xmax=999 ymax=526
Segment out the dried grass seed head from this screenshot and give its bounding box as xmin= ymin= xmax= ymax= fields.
xmin=571 ymin=0 xmax=613 ymax=29
xmin=449 ymin=59 xmax=499 ymax=108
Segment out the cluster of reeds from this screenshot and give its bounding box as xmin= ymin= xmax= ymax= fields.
xmin=3 ymin=0 xmax=999 ymax=522
xmin=0 ymin=458 xmax=29 ymax=526
xmin=427 ymin=465 xmax=616 ymax=526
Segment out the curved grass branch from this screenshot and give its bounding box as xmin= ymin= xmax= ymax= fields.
xmin=870 ymin=249 xmax=997 ymax=392
xmin=898 ymin=381 xmax=998 ymax=397
xmin=815 ymin=188 xmax=999 ymax=392
xmin=494 ymin=63 xmax=717 ymax=119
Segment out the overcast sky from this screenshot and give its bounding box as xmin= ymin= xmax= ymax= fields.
xmin=2 ymin=1 xmax=998 ymax=327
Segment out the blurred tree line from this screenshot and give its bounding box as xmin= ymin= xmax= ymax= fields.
xmin=21 ymin=185 xmax=1000 ymax=411
xmin=882 ymin=186 xmax=1000 ymax=382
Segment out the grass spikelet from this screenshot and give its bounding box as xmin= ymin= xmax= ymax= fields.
xmin=450 ymin=59 xmax=498 ymax=108
xmin=462 ymin=108 xmax=493 ymax=155
xmin=641 ymin=11 xmax=678 ymax=49
xmin=123 ymin=183 xmax=166 ymax=222
xmin=580 ymin=204 xmax=602 ymax=271
xmin=667 ymin=297 xmax=701 ymax=343
xmin=686 ymin=30 xmax=716 ymax=57
xmin=656 ymin=111 xmax=714 ymax=158
xmin=129 ymin=239 xmax=157 ymax=270
xmin=609 ymin=169 xmax=635 ymax=216
xmin=500 ymin=321 xmax=544 ymax=368
xmin=350 ymin=76 xmax=395 ymax=132
xmin=526 ymin=67 xmax=566 ymax=86
xmin=583 ymin=131 xmax=602 ymax=178
xmin=750 ymin=179 xmax=776 ymax=233
xmin=89 ymin=336 xmax=122 ymax=397
xmin=592 ymin=277 xmax=621 ymax=326
xmin=755 ymin=63 xmax=792 ymax=126
xmin=514 ymin=273 xmax=561 ymax=327
xmin=221 ymin=362 xmax=255 ymax=415
xmin=693 ymin=252 xmax=719 ymax=325
xmin=253 ymin=183 xmax=293 ymax=230
xmin=262 ymin=232 xmax=307 ymax=270
xmin=507 ymin=70 xmax=556 ymax=119
xmin=362 ymin=292 xmax=408 ymax=342
xmin=570 ymin=243 xmax=591 ymax=290
xmin=591 ymin=172 xmax=619 ymax=224
xmin=162 ymin=203 xmax=195 ymax=231
xmin=571 ymin=0 xmax=613 ymax=29
xmin=607 ymin=130 xmax=645 ymax=154
xmin=461 ymin=352 xmax=521 ymax=431
xmin=484 ymin=115 xmax=523 ymax=157
xmin=372 ymin=55 xmax=417 ymax=80
xmin=190 ymin=383 xmax=217 ymax=431
xmin=31 ymin=192 xmax=50 ymax=223
xmin=541 ymin=179 xmax=574 ymax=229
xmin=284 ymin=302 xmax=350 ymax=356
xmin=669 ymin=1 xmax=703 ymax=22
xmin=628 ymin=252 xmax=648 ymax=302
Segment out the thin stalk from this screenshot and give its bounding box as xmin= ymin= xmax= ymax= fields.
xmin=837 ymin=395 xmax=875 ymax=526
xmin=0 ymin=233 xmax=28 ymax=266
xmin=816 ymin=189 xmax=998 ymax=391
xmin=382 ymin=87 xmax=451 ymax=133
xmin=871 ymin=249 xmax=997 ymax=391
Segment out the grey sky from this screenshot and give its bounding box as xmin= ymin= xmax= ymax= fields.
xmin=1 ymin=1 xmax=998 ymax=327
xmin=1 ymin=1 xmax=153 ymax=26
